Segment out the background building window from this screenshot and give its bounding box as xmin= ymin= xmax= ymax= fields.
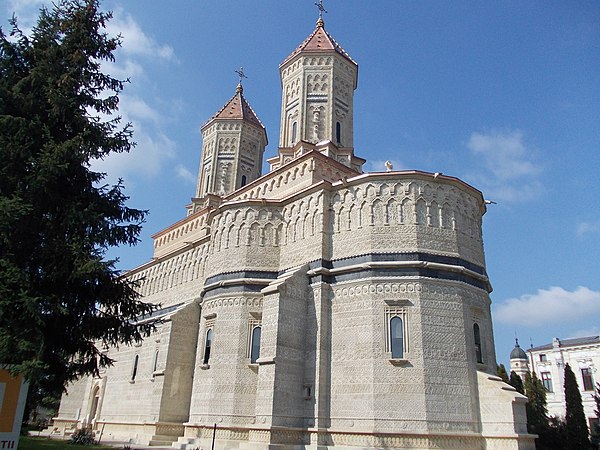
xmin=541 ymin=371 xmax=553 ymax=392
xmin=241 ymin=175 xmax=247 ymax=187
xmin=581 ymin=368 xmax=594 ymax=391
xmin=250 ymin=326 xmax=261 ymax=363
xmin=336 ymin=122 xmax=341 ymax=144
xmin=473 ymin=323 xmax=483 ymax=363
xmin=539 ymin=354 xmax=547 ymax=362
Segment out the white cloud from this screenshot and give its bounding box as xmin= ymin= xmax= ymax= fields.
xmin=485 ymin=181 xmax=544 ymax=203
xmin=4 ymin=0 xmax=47 ymax=34
xmin=567 ymin=326 xmax=600 ymax=339
xmin=119 ymin=94 xmax=162 ymax=124
xmin=92 ymin=126 xmax=176 ymax=184
xmin=175 ymin=165 xmax=196 ymax=185
xmin=577 ymin=220 xmax=600 ymax=238
xmin=5 ymin=3 xmax=183 ymax=188
xmin=494 ymin=286 xmax=600 ymax=327
xmin=467 ymin=130 xmax=540 ymax=180
xmin=466 ymin=130 xmax=543 ymax=203
xmin=102 ymin=59 xmax=144 ymax=82
xmin=7 ymin=0 xmax=43 ymax=16
xmin=107 ymin=12 xmax=175 ymax=62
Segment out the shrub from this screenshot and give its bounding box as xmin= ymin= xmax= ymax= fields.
xmin=69 ymin=427 xmax=96 ymax=445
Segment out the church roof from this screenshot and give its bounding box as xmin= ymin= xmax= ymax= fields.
xmin=202 ymin=85 xmax=266 ymax=132
xmin=530 ymin=335 xmax=600 ymax=352
xmin=280 ymin=19 xmax=357 ymax=68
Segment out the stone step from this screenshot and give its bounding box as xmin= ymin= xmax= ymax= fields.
xmin=149 ymin=434 xmax=179 ymax=446
xmin=172 ymin=437 xmax=202 ymax=449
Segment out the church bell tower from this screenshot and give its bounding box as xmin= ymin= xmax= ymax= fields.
xmin=194 ymin=79 xmax=267 ymax=202
xmin=271 ymin=15 xmax=364 ymax=172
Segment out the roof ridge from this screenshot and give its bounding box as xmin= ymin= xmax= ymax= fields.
xmin=280 ymin=24 xmax=356 ymax=68
xmin=239 ymin=92 xmax=266 ymax=129
xmin=202 ymin=90 xmax=266 ymax=130
xmin=529 ymin=335 xmax=600 ymax=351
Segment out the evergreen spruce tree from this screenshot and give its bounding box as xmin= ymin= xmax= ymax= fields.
xmin=524 ymin=371 xmax=550 ymax=446
xmin=564 ymin=363 xmax=590 ymax=449
xmin=510 ymin=370 xmax=525 ymax=395
xmin=592 ymin=382 xmax=600 ymax=449
xmin=497 ymin=363 xmax=510 ymax=383
xmin=0 ymin=0 xmax=156 ymax=397
xmin=544 ymin=416 xmax=567 ymax=450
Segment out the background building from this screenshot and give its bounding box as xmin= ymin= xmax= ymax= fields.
xmin=510 ymin=336 xmax=599 ymax=434
xmin=52 ymin=15 xmax=535 ymax=450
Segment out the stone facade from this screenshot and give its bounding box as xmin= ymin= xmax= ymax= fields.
xmin=54 ymin=17 xmax=535 ymax=450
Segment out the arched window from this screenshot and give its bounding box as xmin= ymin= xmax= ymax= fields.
xmin=131 ymin=355 xmax=139 ymax=381
xmin=250 ymin=326 xmax=261 ymax=363
xmin=336 ymin=122 xmax=341 ymax=144
xmin=390 ymin=316 xmax=404 ymax=359
xmin=241 ymin=175 xmax=247 ymax=187
xmin=203 ymin=329 xmax=213 ymax=365
xmin=291 ymin=121 xmax=297 ymax=144
xmin=474 ymin=323 xmax=483 ymax=363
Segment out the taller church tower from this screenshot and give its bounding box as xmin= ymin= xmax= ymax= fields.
xmin=269 ymin=17 xmax=364 ymax=173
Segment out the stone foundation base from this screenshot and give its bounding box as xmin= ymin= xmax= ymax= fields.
xmin=174 ymin=424 xmax=535 ymax=450
xmin=51 ymin=419 xmax=184 ymax=446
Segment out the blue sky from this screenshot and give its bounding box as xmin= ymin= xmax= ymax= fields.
xmin=4 ymin=0 xmax=600 ymax=368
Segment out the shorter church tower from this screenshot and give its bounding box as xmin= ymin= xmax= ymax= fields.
xmin=194 ymin=82 xmax=267 ymax=202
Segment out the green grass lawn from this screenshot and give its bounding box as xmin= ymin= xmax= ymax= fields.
xmin=18 ymin=436 xmax=117 ymax=450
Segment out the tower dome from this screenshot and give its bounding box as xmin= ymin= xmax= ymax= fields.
xmin=509 ymin=339 xmax=530 ymax=379
xmin=510 ymin=339 xmax=528 ymax=360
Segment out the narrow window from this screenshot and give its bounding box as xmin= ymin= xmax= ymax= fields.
xmin=250 ymin=326 xmax=261 ymax=363
xmin=291 ymin=121 xmax=297 ymax=144
xmin=581 ymin=368 xmax=594 ymax=391
xmin=152 ymin=350 xmax=159 ymax=373
xmin=203 ymin=329 xmax=213 ymax=365
xmin=131 ymin=355 xmax=139 ymax=381
xmin=241 ymin=175 xmax=247 ymax=187
xmin=384 ymin=304 xmax=409 ymax=359
xmin=336 ymin=122 xmax=341 ymax=144
xmin=390 ymin=316 xmax=404 ymax=359
xmin=474 ymin=323 xmax=483 ymax=363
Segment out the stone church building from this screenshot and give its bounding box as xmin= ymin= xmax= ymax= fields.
xmin=54 ymin=16 xmax=535 ymax=450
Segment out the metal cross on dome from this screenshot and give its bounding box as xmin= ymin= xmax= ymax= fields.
xmin=235 ymin=67 xmax=247 ymax=85
xmin=315 ymin=0 xmax=327 ymax=19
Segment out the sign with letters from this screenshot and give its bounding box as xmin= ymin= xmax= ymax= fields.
xmin=0 ymin=368 xmax=28 ymax=449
